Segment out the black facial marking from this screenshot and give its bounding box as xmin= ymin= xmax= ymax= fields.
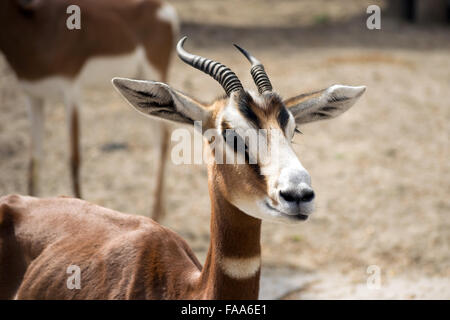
xmin=238 ymin=92 xmax=261 ymax=129
xmin=221 ymin=120 xmax=262 ymax=174
xmin=222 ymin=128 xmax=245 ymax=155
xmin=249 ymin=163 xmax=262 ymax=176
xmin=277 ymin=107 xmax=290 ymax=130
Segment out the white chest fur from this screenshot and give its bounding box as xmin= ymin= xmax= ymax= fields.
xmin=220 ymin=256 xmax=261 ymax=279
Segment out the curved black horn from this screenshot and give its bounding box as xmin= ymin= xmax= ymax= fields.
xmin=176 ymin=37 xmax=243 ymax=96
xmin=233 ymin=44 xmax=272 ymax=94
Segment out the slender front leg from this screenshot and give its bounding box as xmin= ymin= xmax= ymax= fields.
xmin=68 ymin=104 xmax=81 ymax=198
xmin=151 ymin=123 xmax=169 ymax=221
xmin=27 ymin=96 xmax=44 ymax=196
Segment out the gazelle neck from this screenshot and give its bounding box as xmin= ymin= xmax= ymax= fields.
xmin=195 ymin=164 xmax=262 ymax=299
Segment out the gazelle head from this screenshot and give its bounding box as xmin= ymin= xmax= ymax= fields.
xmin=113 ymin=37 xmax=365 ymax=224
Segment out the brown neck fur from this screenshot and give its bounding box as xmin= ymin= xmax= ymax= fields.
xmin=194 ymin=163 xmax=262 ymax=299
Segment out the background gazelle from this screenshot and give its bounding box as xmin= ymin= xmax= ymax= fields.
xmin=0 ymin=37 xmax=365 ymax=299
xmin=0 ymin=0 xmax=178 ymax=219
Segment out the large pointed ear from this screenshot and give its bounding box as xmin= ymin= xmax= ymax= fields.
xmin=285 ymin=84 xmax=366 ymax=125
xmin=112 ymin=77 xmax=210 ymax=126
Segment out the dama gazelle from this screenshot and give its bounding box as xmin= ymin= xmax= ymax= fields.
xmin=0 ymin=0 xmax=178 ymax=219
xmin=0 ymin=37 xmax=365 ymax=299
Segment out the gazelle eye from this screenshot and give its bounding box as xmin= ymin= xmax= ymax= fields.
xmin=222 ymin=129 xmax=249 ymax=156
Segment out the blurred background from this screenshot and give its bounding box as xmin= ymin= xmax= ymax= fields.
xmin=0 ymin=0 xmax=449 ymax=298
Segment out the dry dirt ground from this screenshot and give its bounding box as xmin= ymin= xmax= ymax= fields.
xmin=0 ymin=0 xmax=449 ymax=299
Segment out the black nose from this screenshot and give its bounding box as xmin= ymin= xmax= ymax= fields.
xmin=279 ymin=188 xmax=315 ymax=204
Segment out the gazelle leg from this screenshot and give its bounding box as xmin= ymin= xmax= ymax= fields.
xmin=151 ymin=123 xmax=170 ymax=221
xmin=142 ymin=65 xmax=170 ymax=221
xmin=63 ymin=84 xmax=82 ymax=198
xmin=67 ymin=104 xmax=81 ymax=198
xmin=27 ymin=96 xmax=44 ymax=196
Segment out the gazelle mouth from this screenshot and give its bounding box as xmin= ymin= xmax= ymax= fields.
xmin=264 ymin=200 xmax=309 ymax=221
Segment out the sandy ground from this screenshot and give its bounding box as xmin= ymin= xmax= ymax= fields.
xmin=0 ymin=0 xmax=449 ymax=299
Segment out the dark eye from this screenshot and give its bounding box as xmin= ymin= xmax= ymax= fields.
xmin=222 ymin=129 xmax=248 ymax=155
xmin=222 ymin=130 xmax=254 ymax=167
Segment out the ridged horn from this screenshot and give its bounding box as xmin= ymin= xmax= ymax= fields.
xmin=233 ymin=44 xmax=272 ymax=94
xmin=176 ymin=36 xmax=243 ymax=96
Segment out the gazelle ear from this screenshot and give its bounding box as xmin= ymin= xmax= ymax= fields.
xmin=112 ymin=78 xmax=210 ymax=126
xmin=285 ymin=85 xmax=366 ymax=125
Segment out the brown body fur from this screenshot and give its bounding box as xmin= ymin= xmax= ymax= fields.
xmin=0 ymin=185 xmax=261 ymax=299
xmin=0 ymin=194 xmax=202 ymax=299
